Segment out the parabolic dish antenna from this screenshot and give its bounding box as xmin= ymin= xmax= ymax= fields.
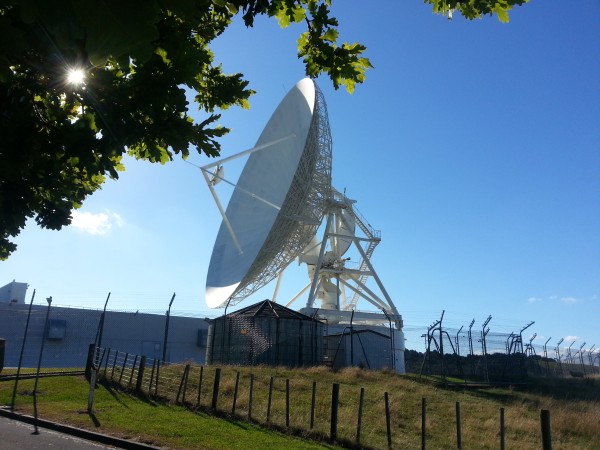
xmin=204 ymin=78 xmax=332 ymax=308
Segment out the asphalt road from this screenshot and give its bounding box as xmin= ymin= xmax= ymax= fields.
xmin=0 ymin=415 xmax=114 ymax=449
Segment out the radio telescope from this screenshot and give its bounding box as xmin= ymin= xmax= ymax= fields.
xmin=203 ymin=78 xmax=332 ymax=309
xmin=202 ymin=77 xmax=403 ymax=335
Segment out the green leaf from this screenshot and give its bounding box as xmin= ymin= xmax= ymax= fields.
xmin=322 ymin=28 xmax=338 ymax=43
xmin=494 ymin=6 xmax=510 ymax=23
xmin=155 ymin=47 xmax=171 ymax=65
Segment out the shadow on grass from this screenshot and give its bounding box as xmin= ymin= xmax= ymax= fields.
xmin=410 ymin=373 xmax=600 ymax=405
xmin=97 ymin=382 xmax=131 ymax=408
xmin=519 ymin=377 xmax=600 ymax=402
xmin=99 ymin=380 xmax=160 ymax=408
xmin=103 ymin=383 xmax=351 ymax=450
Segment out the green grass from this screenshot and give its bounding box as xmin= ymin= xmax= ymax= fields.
xmin=2 ymin=367 xmax=600 ymax=450
xmin=0 ymin=375 xmax=339 ymax=449
xmin=131 ymin=364 xmax=600 ymax=450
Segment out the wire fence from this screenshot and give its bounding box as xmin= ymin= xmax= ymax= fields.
xmin=1 ymin=302 xmax=598 ymax=385
xmin=411 ymin=312 xmax=600 ymax=383
xmin=89 ymin=345 xmax=574 ymax=450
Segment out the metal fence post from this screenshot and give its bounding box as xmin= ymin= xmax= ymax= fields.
xmin=33 ymin=296 xmax=52 ymax=432
xmin=11 ymin=288 xmax=35 ymax=412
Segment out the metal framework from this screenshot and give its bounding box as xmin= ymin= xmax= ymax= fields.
xmin=288 ymin=189 xmax=402 ymax=329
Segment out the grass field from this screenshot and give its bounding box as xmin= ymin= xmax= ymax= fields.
xmin=1 ymin=366 xmax=599 ymax=449
xmin=0 ymin=374 xmax=339 ymax=449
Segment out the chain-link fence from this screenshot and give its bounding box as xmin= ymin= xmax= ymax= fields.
xmin=2 ymin=301 xmax=598 ymax=384
xmin=413 ymin=314 xmax=599 ymax=383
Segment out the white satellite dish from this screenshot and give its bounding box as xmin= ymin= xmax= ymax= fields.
xmin=203 ymin=78 xmax=405 ymax=371
xmin=203 ymin=78 xmax=332 ymax=309
xmin=203 ymin=78 xmax=402 ymax=329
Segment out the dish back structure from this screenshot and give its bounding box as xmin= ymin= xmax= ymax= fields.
xmin=204 ymin=79 xmax=332 ymax=308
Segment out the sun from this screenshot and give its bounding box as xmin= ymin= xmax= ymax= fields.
xmin=66 ymin=68 xmax=85 ymax=85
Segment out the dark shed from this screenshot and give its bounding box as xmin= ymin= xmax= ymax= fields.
xmin=206 ymin=300 xmax=324 ymax=367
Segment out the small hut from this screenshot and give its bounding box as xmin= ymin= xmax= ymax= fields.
xmin=206 ymin=300 xmax=324 ymax=367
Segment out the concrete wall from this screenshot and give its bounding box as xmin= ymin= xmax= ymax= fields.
xmin=0 ymin=303 xmax=209 ymax=368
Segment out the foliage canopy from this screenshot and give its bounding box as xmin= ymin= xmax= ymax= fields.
xmin=0 ymin=0 xmax=527 ymax=259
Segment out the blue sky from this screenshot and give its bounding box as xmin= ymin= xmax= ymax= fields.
xmin=2 ymin=1 xmax=599 ymax=353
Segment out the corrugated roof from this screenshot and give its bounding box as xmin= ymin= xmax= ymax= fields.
xmin=226 ymin=300 xmax=319 ymax=321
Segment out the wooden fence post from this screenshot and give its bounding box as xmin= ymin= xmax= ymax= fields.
xmin=421 ymin=397 xmax=427 ymax=450
xmin=385 ymin=391 xmax=392 ymax=449
xmin=310 ymin=381 xmax=316 ymax=429
xmin=128 ymin=355 xmax=138 ymax=388
xmin=247 ymin=374 xmax=254 ymax=421
xmin=267 ymin=376 xmax=274 ymax=423
xmin=356 ymin=387 xmax=365 ymax=445
xmin=103 ymin=348 xmax=111 ymax=376
xmin=135 ymin=356 xmax=146 ymax=393
xmin=154 ymin=360 xmax=161 ymax=396
xmin=541 ymin=409 xmax=552 ymax=450
xmin=110 ymin=350 xmax=119 ymax=379
xmin=500 ymin=407 xmax=505 ymax=450
xmin=285 ymin=378 xmax=290 ymax=427
xmin=176 ymin=364 xmax=190 ymax=404
xmin=118 ymin=353 xmax=129 ymax=384
xmin=196 ymin=366 xmax=204 ymax=407
xmin=456 ymin=401 xmax=462 ymax=449
xmin=232 ymin=371 xmax=240 ymax=416
xmin=97 ymin=348 xmax=107 ymax=372
xmin=211 ymin=368 xmax=221 ymax=411
xmin=148 ymin=360 xmax=157 ymax=396
xmin=183 ymin=364 xmax=191 ymax=403
xmin=330 ymin=383 xmax=340 ymax=442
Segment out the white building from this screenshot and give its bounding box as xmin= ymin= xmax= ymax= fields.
xmin=0 ymin=282 xmax=209 ymax=368
xmin=0 ymin=281 xmax=29 ymax=304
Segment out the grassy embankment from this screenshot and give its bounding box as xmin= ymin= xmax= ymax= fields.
xmin=1 ymin=366 xmax=599 ymax=449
